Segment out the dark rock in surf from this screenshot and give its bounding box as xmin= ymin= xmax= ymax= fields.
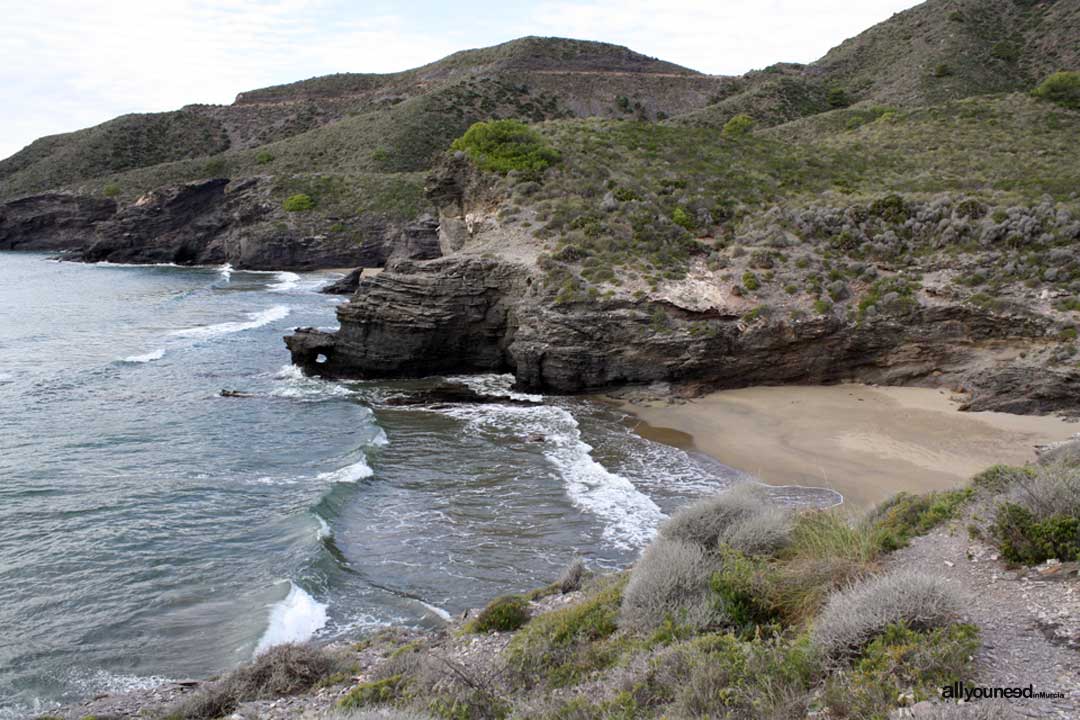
xmin=321 ymin=268 xmax=364 ymax=295
xmin=383 ymin=382 xmax=540 ymax=407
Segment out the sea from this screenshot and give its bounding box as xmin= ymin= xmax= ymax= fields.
xmin=0 ymin=252 xmax=839 ymax=717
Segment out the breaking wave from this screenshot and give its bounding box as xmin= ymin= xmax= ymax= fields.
xmin=170 ymin=305 xmax=290 ymax=339
xmin=269 ymin=272 xmax=301 ymax=293
xmin=120 ymin=348 xmax=165 ymax=364
xmin=316 ymin=457 xmax=374 ymax=484
xmin=255 ymin=581 xmax=328 ymax=655
xmin=439 ymin=400 xmax=664 ymax=550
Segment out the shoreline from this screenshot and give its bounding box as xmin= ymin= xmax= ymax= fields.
xmin=618 ymin=384 xmax=1078 ymax=508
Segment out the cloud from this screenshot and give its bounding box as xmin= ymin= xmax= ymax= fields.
xmin=0 ymin=0 xmax=458 ymax=160
xmin=520 ymin=0 xmax=921 ymax=74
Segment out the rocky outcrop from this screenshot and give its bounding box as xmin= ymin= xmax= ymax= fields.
xmin=56 ymin=179 xmax=440 ymax=270
xmin=286 ymin=256 xmax=527 ymax=378
xmin=321 ymin=268 xmax=364 ymax=295
xmin=286 ymin=254 xmax=1080 ymax=415
xmin=0 ymin=193 xmax=116 ymax=251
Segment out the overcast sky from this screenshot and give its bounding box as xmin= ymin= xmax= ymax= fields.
xmin=0 ymin=0 xmax=923 ymax=161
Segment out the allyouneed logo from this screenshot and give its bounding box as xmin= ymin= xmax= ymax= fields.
xmin=941 ymin=682 xmax=1066 ymax=701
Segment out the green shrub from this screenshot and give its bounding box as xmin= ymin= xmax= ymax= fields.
xmin=450 ymin=119 xmax=560 ymax=174
xmin=671 ymin=206 xmax=694 ymax=230
xmin=827 ymin=86 xmax=850 ymax=108
xmin=102 ymin=182 xmax=121 ymax=198
xmin=933 ymin=64 xmax=953 ymax=78
xmin=990 ymin=41 xmax=1021 ymax=63
xmin=1032 ymin=71 xmax=1080 ymax=110
xmin=742 ymin=271 xmax=761 ymax=291
xmin=256 ymin=150 xmax=274 ymax=165
xmin=971 ymin=464 xmax=1032 ymax=494
xmin=721 ymin=114 xmax=754 ymax=137
xmin=283 ymin=193 xmax=316 ymax=212
xmin=869 ymin=488 xmax=973 ymax=551
xmin=710 ymin=546 xmax=777 ymax=632
xmin=506 ymin=575 xmax=625 ymax=687
xmin=669 ymin=632 xmax=820 ymax=719
xmin=823 ymin=623 xmax=980 ymax=718
xmin=204 ymin=157 xmax=227 ymax=176
xmin=469 ymin=595 xmax=531 ymax=633
xmin=339 ymin=675 xmax=406 ymax=709
xmin=991 ymin=504 xmax=1080 ymax=564
xmin=765 ymin=510 xmax=881 ymax=625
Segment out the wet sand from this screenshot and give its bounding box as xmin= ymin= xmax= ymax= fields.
xmin=622 ymin=385 xmax=1078 ymax=508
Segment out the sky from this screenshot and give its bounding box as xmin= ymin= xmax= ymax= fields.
xmin=0 ymin=0 xmax=923 ymax=162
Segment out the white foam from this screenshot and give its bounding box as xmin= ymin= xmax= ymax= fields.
xmin=543 ymin=409 xmax=664 ymax=550
xmin=439 ymin=403 xmax=663 ymax=550
xmin=313 ymin=513 xmax=333 ymax=540
xmin=418 ymin=600 xmax=453 ymax=622
xmin=271 ymin=363 xmax=354 ymax=400
xmin=255 ymin=581 xmax=329 ymax=655
xmin=269 ymin=271 xmax=301 ymax=292
xmin=121 ymin=348 xmax=165 ymax=363
xmin=0 ymin=371 xmax=14 ymax=384
xmin=171 ymin=305 xmax=290 ymax=339
xmin=446 ymin=372 xmax=544 ymax=403
xmin=219 ymin=263 xmax=233 ymax=281
xmin=316 ymin=457 xmax=374 ymax=483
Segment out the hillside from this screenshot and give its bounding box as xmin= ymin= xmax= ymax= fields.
xmin=0 ymin=37 xmax=731 ymax=203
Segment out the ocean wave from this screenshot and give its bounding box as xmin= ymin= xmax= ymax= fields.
xmin=219 ymin=263 xmax=233 ymax=281
xmin=445 ymin=372 xmax=543 ymax=403
xmin=170 ymin=305 xmax=290 ymax=339
xmin=439 ymin=403 xmax=663 ymax=550
xmin=316 ymin=457 xmax=374 ymax=484
xmin=313 ymin=512 xmax=333 ymax=540
xmin=120 ymin=348 xmax=165 ymax=364
xmin=72 ymin=668 xmax=172 ymax=695
xmin=271 ymin=363 xmax=354 ymax=400
xmin=0 ymin=372 xmax=14 ymax=384
xmin=268 ymin=272 xmax=301 ymax=293
xmin=255 ymin=581 xmax=328 ymax=655
xmin=417 ymin=600 xmax=452 ymax=622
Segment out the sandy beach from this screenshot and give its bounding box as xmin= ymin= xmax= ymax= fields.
xmin=622 ymin=385 xmax=1079 ymax=508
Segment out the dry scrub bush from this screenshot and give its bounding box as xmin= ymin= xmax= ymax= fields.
xmin=911 ymin=702 xmax=1021 ymax=719
xmin=659 ymin=483 xmax=793 ymax=557
xmin=812 ymin=570 xmax=964 ymax=659
xmin=320 ymin=710 xmax=437 ymax=720
xmin=1005 ymin=461 xmax=1080 ymax=520
xmin=556 ymin=557 xmax=586 ymax=593
xmin=620 ymin=537 xmax=724 ymax=631
xmin=167 ymin=643 xmax=341 ymax=719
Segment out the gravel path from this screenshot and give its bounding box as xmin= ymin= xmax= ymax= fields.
xmin=886 ymin=523 xmax=1080 ymax=719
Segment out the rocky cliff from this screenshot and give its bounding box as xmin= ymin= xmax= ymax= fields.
xmin=0 ymin=193 xmax=116 ymax=251
xmin=286 ymin=99 xmax=1080 ymax=414
xmin=0 ymin=177 xmax=442 ymax=270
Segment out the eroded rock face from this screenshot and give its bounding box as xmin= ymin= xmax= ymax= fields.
xmin=0 ymin=194 xmax=116 ymax=251
xmin=4 ymin=179 xmax=441 ymax=270
xmin=286 ymin=254 xmax=1080 ymax=414
xmin=287 ymin=256 xmax=527 ymax=378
